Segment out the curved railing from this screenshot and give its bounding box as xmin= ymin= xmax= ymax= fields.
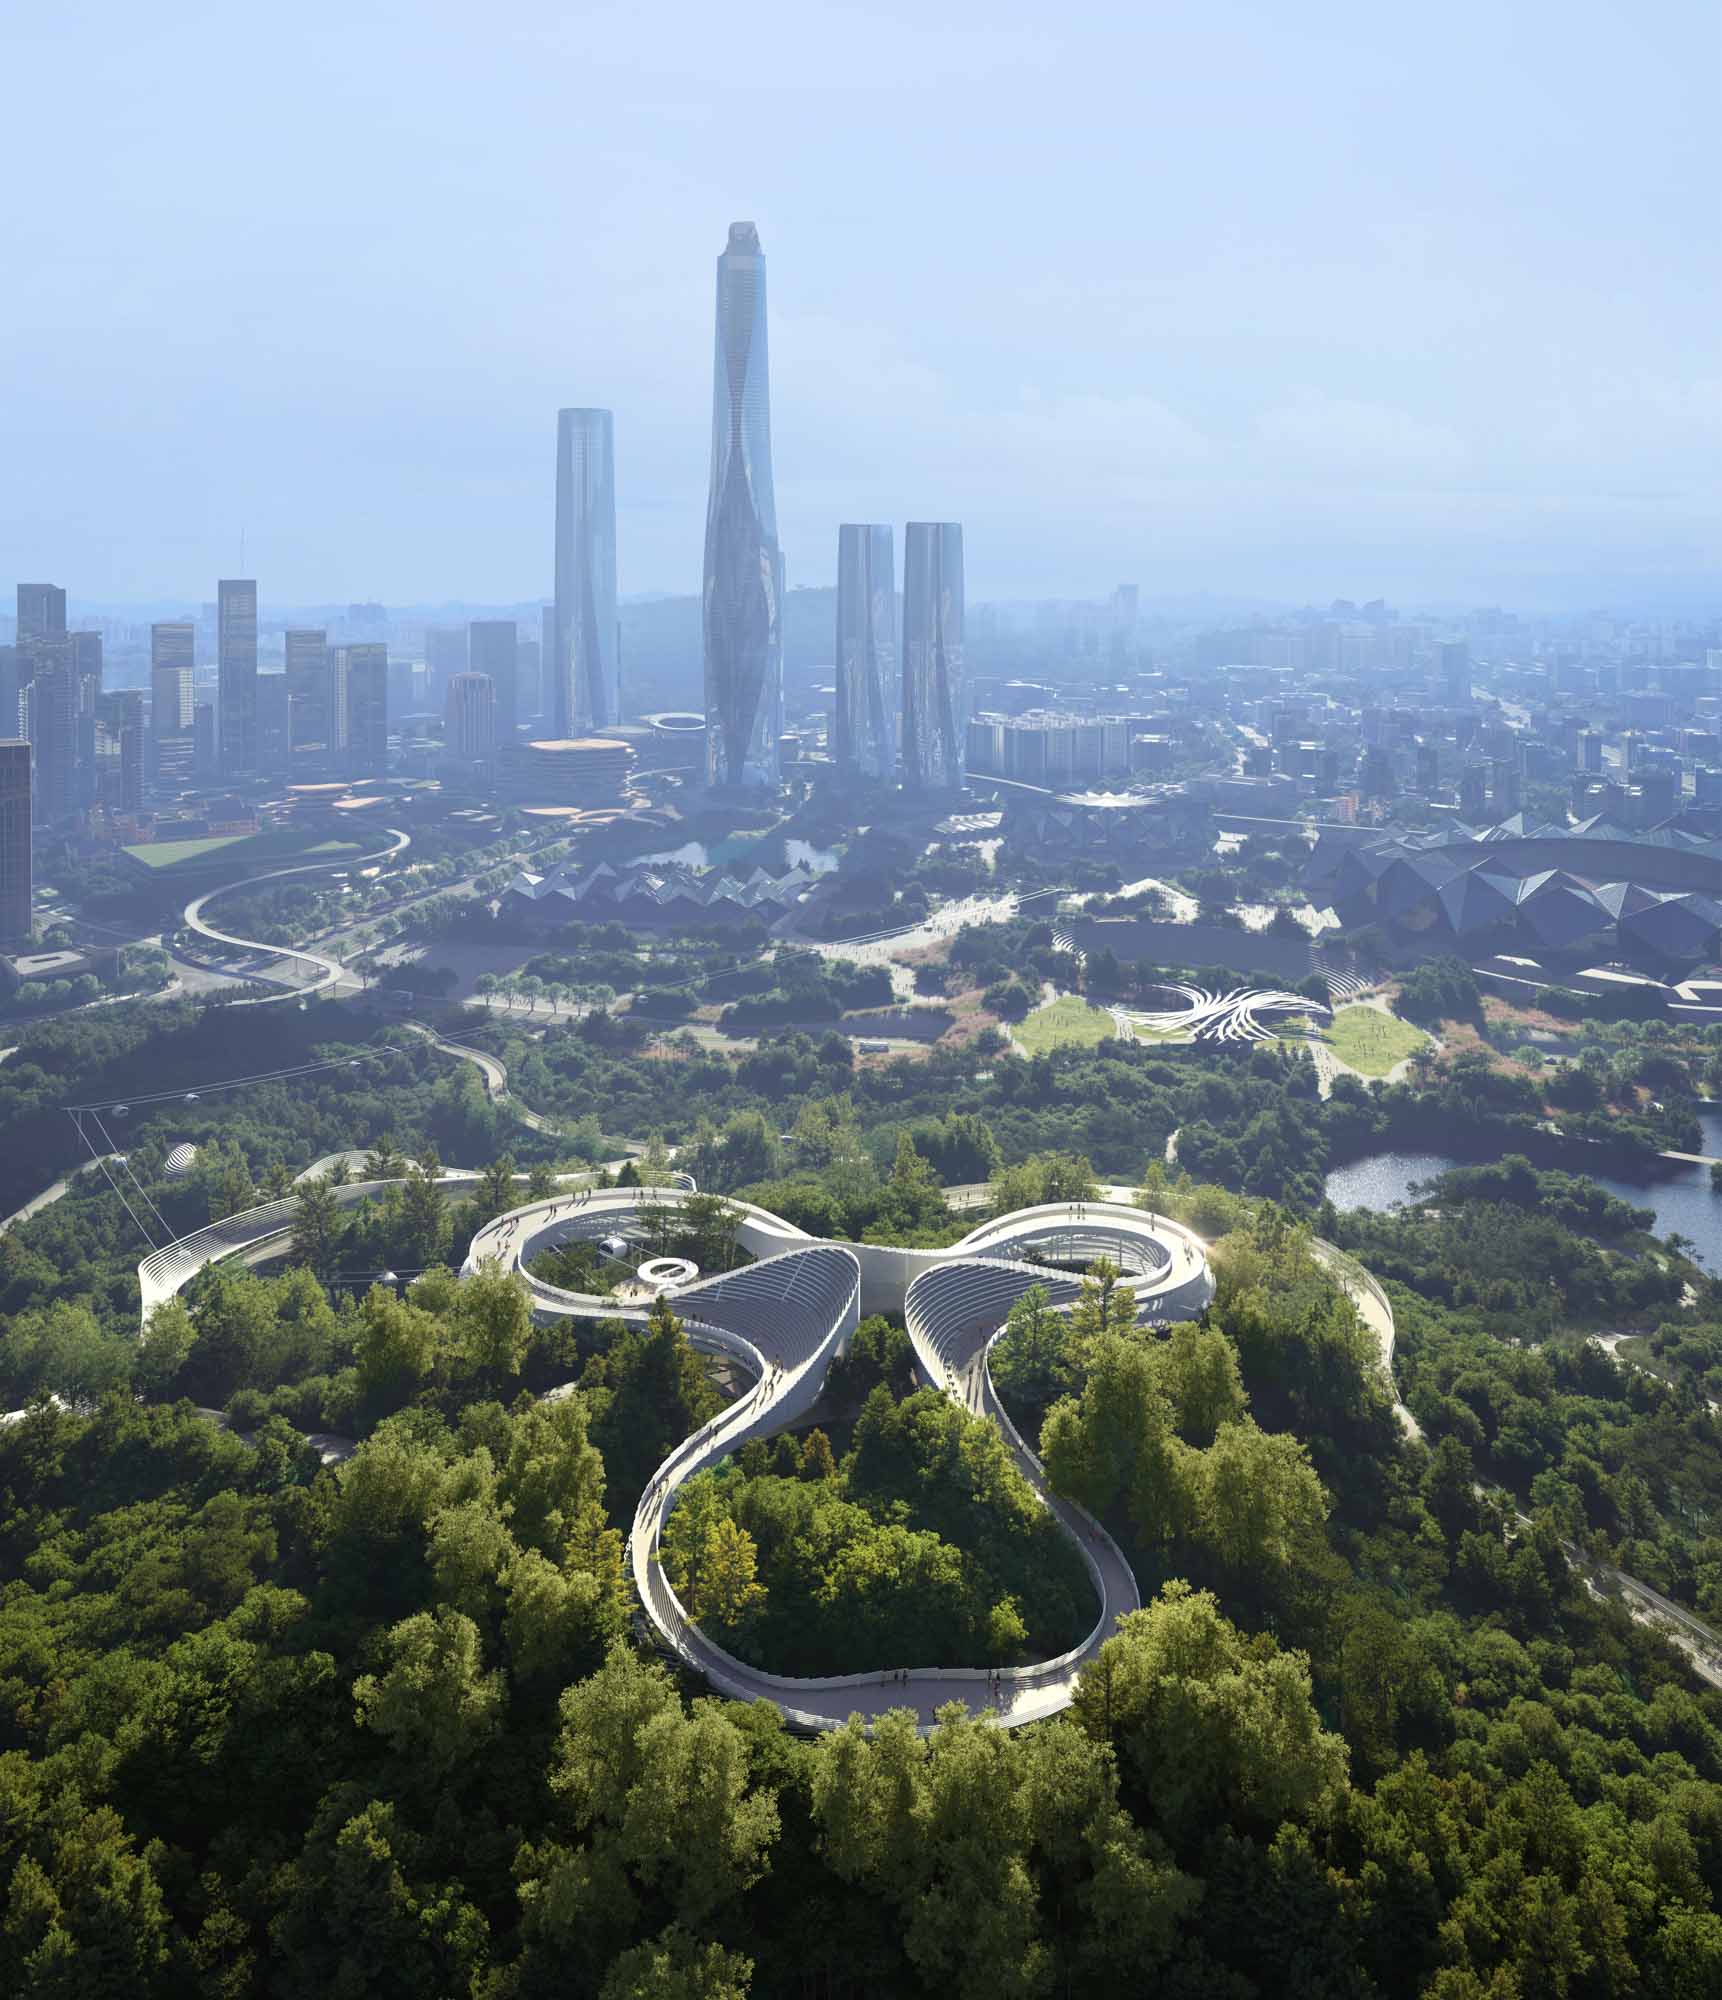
xmin=462 ymin=1186 xmax=1212 ymax=1731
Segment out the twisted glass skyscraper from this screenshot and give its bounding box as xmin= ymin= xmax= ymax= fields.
xmin=552 ymin=408 xmax=619 ymax=737
xmin=834 ymin=524 xmax=896 ymax=779
xmin=703 ymin=222 xmax=782 ymax=787
xmin=901 ymin=522 xmax=965 ymax=790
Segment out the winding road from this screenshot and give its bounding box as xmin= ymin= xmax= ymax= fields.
xmin=182 ymin=827 xmax=412 ymax=1004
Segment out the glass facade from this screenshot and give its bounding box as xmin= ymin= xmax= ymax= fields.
xmin=284 ymin=628 xmax=332 ymax=772
xmin=469 ymin=620 xmax=520 ymax=745
xmin=217 ymin=578 xmax=258 ymax=775
xmin=901 ymin=522 xmax=965 ymax=790
xmin=340 ymin=643 xmax=388 ymax=777
xmin=553 ymin=408 xmax=618 ymax=737
xmin=702 ymin=222 xmax=782 ymax=786
xmin=835 ymin=524 xmax=896 ymax=779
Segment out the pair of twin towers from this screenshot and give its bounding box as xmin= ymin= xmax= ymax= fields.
xmin=551 ymin=222 xmax=965 ymax=794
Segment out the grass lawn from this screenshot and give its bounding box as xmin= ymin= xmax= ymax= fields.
xmin=123 ymin=831 xmax=367 ymax=878
xmin=1013 ymin=994 xmax=1119 ymax=1054
xmin=123 ymin=835 xmax=247 ymax=870
xmin=1322 ymin=1004 xmax=1431 ymax=1077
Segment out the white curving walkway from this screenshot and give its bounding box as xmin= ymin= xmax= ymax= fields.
xmin=182 ymin=827 xmax=411 ymax=1005
xmin=464 ymin=1185 xmax=1211 ymax=1730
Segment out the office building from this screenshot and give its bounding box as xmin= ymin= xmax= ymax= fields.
xmin=1439 ymin=640 xmax=1470 ymax=707
xmin=27 ymin=642 xmax=78 ymax=822
xmin=469 ymin=621 xmax=520 ymax=748
xmin=257 ymin=673 xmax=289 ymax=776
xmin=834 ymin=524 xmax=896 ymax=779
xmin=0 ymin=740 xmax=29 ymax=942
xmin=285 ymin=628 xmax=333 ymax=772
xmin=424 ymin=625 xmax=466 ymax=705
xmin=151 ymin=625 xmax=195 ymax=714
xmin=445 ymin=672 xmax=497 ymax=763
xmin=16 ymin=585 xmax=66 ymax=643
xmin=540 ymin=606 xmax=556 ymax=723
xmin=341 ymin=643 xmax=388 ymax=776
xmin=217 ymin=579 xmax=258 ymax=775
xmin=118 ymin=712 xmax=145 ymax=813
xmin=901 ymin=522 xmax=965 ymax=790
xmin=702 ymin=222 xmax=783 ymax=786
xmin=553 ymin=407 xmax=620 ymax=735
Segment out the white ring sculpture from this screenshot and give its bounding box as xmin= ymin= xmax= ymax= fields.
xmin=465 ymin=1186 xmax=1213 ymax=1731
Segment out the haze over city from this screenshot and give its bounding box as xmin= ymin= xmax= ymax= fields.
xmin=4 ymin=0 xmax=1716 ymax=610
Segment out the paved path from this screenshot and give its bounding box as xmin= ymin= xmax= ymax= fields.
xmin=1 ymin=1156 xmax=120 ymax=1236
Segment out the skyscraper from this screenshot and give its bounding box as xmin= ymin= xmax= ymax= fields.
xmin=469 ymin=622 xmax=520 ymax=748
xmin=0 ymin=740 xmax=30 ymax=943
xmin=16 ymin=585 xmax=66 ymax=644
xmin=218 ymin=579 xmax=258 ymax=775
xmin=150 ymin=624 xmax=195 ymax=717
xmin=901 ymin=523 xmax=965 ymax=791
xmin=834 ymin=525 xmax=896 ymax=779
xmin=553 ymin=408 xmax=619 ymax=736
xmin=445 ymin=672 xmax=497 ymax=764
xmin=148 ymin=625 xmax=195 ymax=790
xmin=341 ymin=643 xmax=388 ymax=776
xmin=702 ymin=222 xmax=783 ymax=787
xmin=285 ymin=629 xmax=332 ymax=772
xmin=27 ymin=643 xmax=78 ymax=822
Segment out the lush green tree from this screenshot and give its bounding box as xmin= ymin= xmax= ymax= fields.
xmin=353 ymin=1605 xmax=505 ymax=1775
xmin=1072 ymin=1581 xmax=1349 ymax=1847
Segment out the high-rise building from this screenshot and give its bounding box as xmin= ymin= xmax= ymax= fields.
xmin=151 ymin=623 xmax=194 ymax=696
xmin=540 ymin=605 xmax=556 ymax=724
xmin=834 ymin=524 xmax=896 ymax=779
xmin=26 ymin=641 xmax=78 ymax=822
xmin=1439 ymin=639 xmax=1470 ymax=707
xmin=16 ymin=585 xmax=66 ymax=643
xmin=702 ymin=222 xmax=783 ymax=786
xmin=149 ymin=624 xmax=195 ymax=791
xmin=341 ymin=643 xmax=388 ymax=776
xmin=285 ymin=628 xmax=333 ymax=773
xmin=469 ymin=622 xmax=520 ymax=748
xmin=901 ymin=522 xmax=965 ymax=791
xmin=257 ymin=673 xmax=290 ymax=776
xmin=445 ymin=672 xmax=497 ymax=763
xmin=218 ymin=579 xmax=258 ymax=775
xmin=553 ymin=408 xmax=619 ymax=736
xmin=0 ymin=740 xmax=30 ymax=942
xmin=118 ymin=713 xmax=145 ymax=814
xmin=424 ymin=625 xmax=467 ymax=705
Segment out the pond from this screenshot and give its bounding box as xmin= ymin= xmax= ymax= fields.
xmin=642 ymin=836 xmax=841 ymax=874
xmin=1324 ymin=1108 xmax=1722 ymax=1268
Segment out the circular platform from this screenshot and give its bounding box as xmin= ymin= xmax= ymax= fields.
xmin=637 ymin=1254 xmax=699 ymax=1292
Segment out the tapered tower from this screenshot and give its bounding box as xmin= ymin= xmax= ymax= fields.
xmin=552 ymin=409 xmax=619 ymax=736
xmin=702 ymin=222 xmax=783 ymax=786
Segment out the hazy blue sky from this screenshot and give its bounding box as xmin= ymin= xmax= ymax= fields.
xmin=3 ymin=0 xmax=1715 ymax=611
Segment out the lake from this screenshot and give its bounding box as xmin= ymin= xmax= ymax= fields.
xmin=1324 ymin=1108 xmax=1722 ymax=1269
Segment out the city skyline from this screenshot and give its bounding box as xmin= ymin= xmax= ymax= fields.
xmin=3 ymin=4 xmax=1713 ymax=614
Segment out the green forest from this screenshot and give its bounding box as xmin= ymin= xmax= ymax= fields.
xmin=3 ymin=991 xmax=1722 ymax=1993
